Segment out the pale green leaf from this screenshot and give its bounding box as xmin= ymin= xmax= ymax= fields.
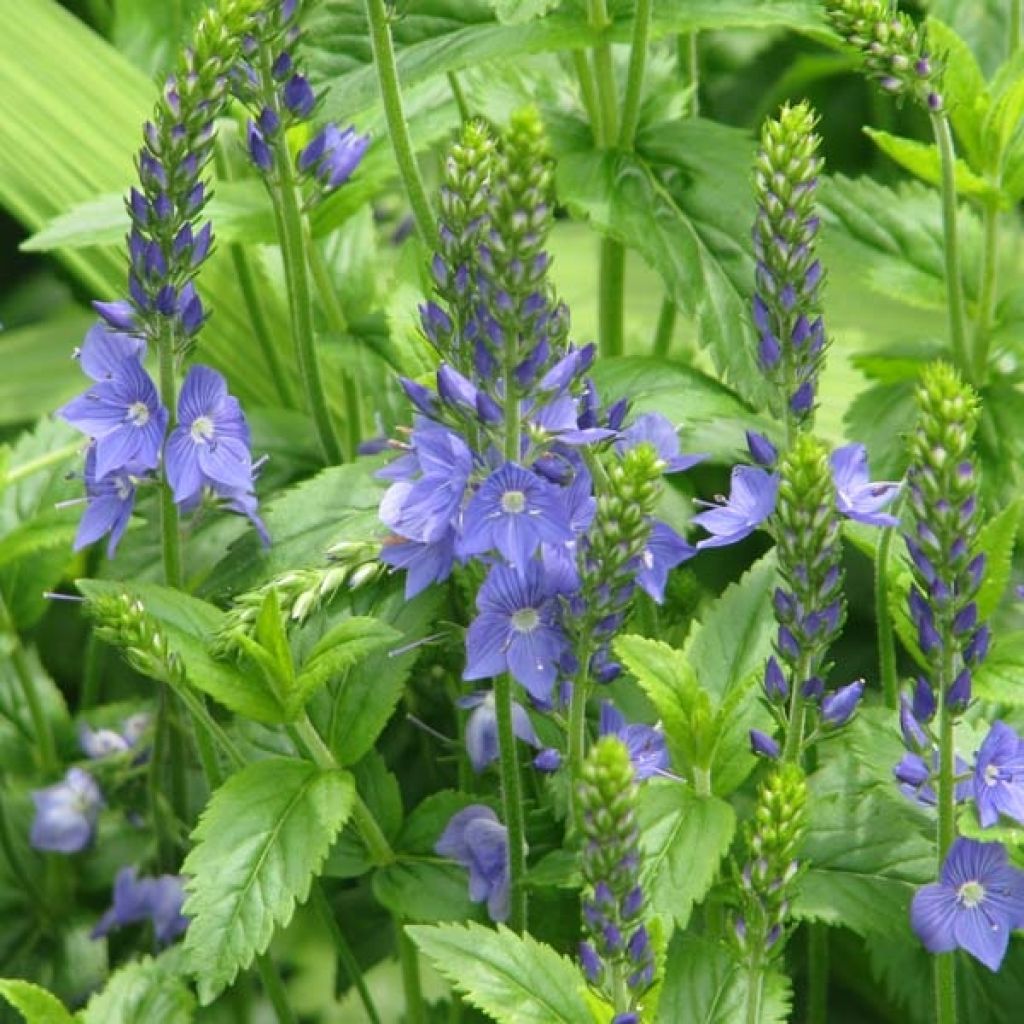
xmin=0 ymin=980 xmax=74 ymax=1024
xmin=638 ymin=781 xmax=736 ymax=930
xmin=974 ymin=630 xmax=1024 ymax=705
xmin=78 ymin=956 xmax=194 ymax=1024
xmin=182 ymin=758 xmax=355 ymax=1002
xmin=407 ymin=922 xmax=592 ymax=1024
xmin=974 ymin=497 xmax=1021 ymax=618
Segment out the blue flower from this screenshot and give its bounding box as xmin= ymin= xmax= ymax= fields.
xmin=911 ymin=838 xmax=1024 ymax=971
xmin=298 ymin=124 xmax=370 ymax=191
xmin=460 ymin=690 xmax=540 ymax=772
xmin=73 ymin=448 xmax=141 ymax=558
xmin=464 ymin=562 xmax=567 ymax=700
xmin=750 ymin=729 xmax=781 ymax=759
xmin=30 ymin=768 xmax=102 ymax=853
xmin=75 ymin=323 xmax=145 ymax=381
xmin=165 ymin=366 xmax=255 ymax=506
xmin=380 ymin=529 xmax=457 ymax=599
xmin=460 ymin=463 xmax=573 ymax=571
xmin=829 ymin=443 xmax=900 ymax=527
xmin=636 ymin=521 xmax=695 ymax=603
xmin=616 ymin=413 xmax=705 ymax=474
xmin=973 ymin=721 xmax=1024 ymax=828
xmin=91 ymin=866 xmax=188 ymax=945
xmin=435 ymin=805 xmax=509 ymax=922
xmin=59 ymin=358 xmax=167 ymax=479
xmin=895 ymin=751 xmax=972 ymax=808
xmin=820 ymin=679 xmax=864 ymax=726
xmin=692 ymin=466 xmax=779 ymax=549
xmin=598 ymin=702 xmax=669 ymax=781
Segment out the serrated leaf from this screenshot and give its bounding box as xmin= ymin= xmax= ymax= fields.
xmin=974 ymin=630 xmax=1024 ymax=705
xmin=655 ymin=935 xmax=792 ymax=1024
xmin=373 ymin=861 xmax=481 ymax=924
xmin=407 ymin=922 xmax=592 ymax=1024
xmin=182 ymin=758 xmax=355 ymax=1002
xmin=974 ymin=497 xmax=1021 ymax=618
xmin=864 ymin=128 xmax=1001 ymax=203
xmin=77 ymin=579 xmax=287 ymax=723
xmin=638 ymin=781 xmax=736 ymax=930
xmin=78 ymin=956 xmax=194 ymax=1024
xmin=0 ymin=980 xmax=74 ymax=1024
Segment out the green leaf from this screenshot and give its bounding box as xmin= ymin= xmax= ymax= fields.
xmin=111 ymin=0 xmax=205 ymax=76
xmin=182 ymin=758 xmax=355 ymax=1003
xmin=408 ymin=922 xmax=592 ymax=1024
xmin=373 ymin=862 xmax=481 ymax=924
xmin=637 ymin=781 xmax=736 ymax=930
xmin=864 ymin=128 xmax=1001 ymax=203
xmin=0 ymin=980 xmax=74 ymax=1024
xmin=77 ymin=579 xmax=287 ymax=724
xmin=655 ymin=935 xmax=792 ymax=1024
xmin=490 ymin=0 xmax=560 ymax=24
xmin=78 ymin=956 xmax=195 ymax=1024
xmin=983 ymin=54 xmax=1024 ymax=173
xmin=843 ymin=380 xmax=918 ymax=482
xmin=291 ymin=616 xmax=400 ymax=717
xmin=974 ymin=497 xmax=1021 ymax=618
xmin=926 ymin=18 xmax=990 ymax=169
xmin=553 ymin=117 xmax=767 ymax=405
xmin=929 ymin=0 xmax=1009 ymax=77
xmin=973 ymin=630 xmax=1024 ymax=705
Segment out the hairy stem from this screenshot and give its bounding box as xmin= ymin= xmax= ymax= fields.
xmin=572 ymin=50 xmax=602 ymax=142
xmin=156 ymin=325 xmax=184 ymax=588
xmin=971 ymin=196 xmax=1001 ymax=384
xmin=618 ymin=0 xmax=653 ymax=148
xmin=493 ymin=672 xmax=528 ymax=932
xmin=929 ymin=112 xmax=970 ymax=378
xmin=364 ymin=0 xmax=437 ymax=244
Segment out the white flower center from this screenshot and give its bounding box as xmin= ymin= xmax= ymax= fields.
xmin=127 ymin=400 xmax=150 ymax=426
xmin=957 ymin=880 xmax=985 ymax=909
xmin=985 ymin=764 xmax=1001 ymax=787
xmin=191 ymin=415 xmax=215 ymax=444
xmin=115 ymin=477 xmax=133 ymax=501
xmin=510 ymin=608 xmax=539 ymax=633
xmin=501 ymin=489 xmax=526 ymax=514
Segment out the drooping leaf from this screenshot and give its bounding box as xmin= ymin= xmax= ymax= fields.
xmin=0 ymin=980 xmax=74 ymax=1024
xmin=182 ymin=758 xmax=355 ymax=1003
xmin=407 ymin=922 xmax=592 ymax=1024
xmin=637 ymin=780 xmax=736 ymax=930
xmin=655 ymin=935 xmax=792 ymax=1024
xmin=78 ymin=956 xmax=195 ymax=1024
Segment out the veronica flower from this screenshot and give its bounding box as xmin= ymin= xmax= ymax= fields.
xmin=73 ymin=449 xmax=142 ymax=558
xmin=973 ymin=721 xmax=1024 ymax=828
xmin=616 ymin=413 xmax=705 ymax=474
xmin=30 ymin=768 xmax=102 ymax=854
xmin=895 ymin=751 xmax=972 ymax=808
xmin=80 ymin=726 xmax=131 ymax=759
xmin=76 ymin=323 xmax=145 ymax=381
xmin=820 ymin=679 xmax=864 ymax=727
xmin=436 ymin=805 xmax=509 ymax=922
xmin=598 ymin=702 xmax=670 ymax=781
xmin=460 ymin=690 xmax=540 ymax=772
xmin=911 ymin=838 xmax=1024 ymax=971
xmin=380 ymin=529 xmax=457 ymax=599
xmin=459 ymin=463 xmax=574 ymax=571
xmin=464 ymin=561 xmax=568 ymax=700
xmin=165 ymin=365 xmax=255 ymax=506
xmin=692 ymin=466 xmax=779 ymax=549
xmin=59 ymin=359 xmax=167 ymax=479
xmin=830 ymin=443 xmax=900 ymax=527
xmin=636 ymin=521 xmax=696 ymax=603
xmin=91 ymin=866 xmax=188 ymax=945
xmin=298 ymin=123 xmax=370 ymax=191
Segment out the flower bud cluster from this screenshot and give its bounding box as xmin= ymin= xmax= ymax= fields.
xmin=731 ymin=763 xmax=808 ymax=960
xmin=752 ymin=102 xmax=826 ymax=423
xmin=577 ymin=738 xmax=655 ymax=1013
xmin=236 ymin=1 xmax=368 ymax=199
xmin=825 ymin=0 xmax=943 ymax=111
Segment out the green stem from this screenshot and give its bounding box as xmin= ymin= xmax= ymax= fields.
xmin=782 ymin=653 xmax=812 ymax=763
xmin=618 ymin=0 xmax=653 ymax=149
xmin=808 ymin=923 xmax=829 ymax=1024
xmin=652 ymin=297 xmax=677 ymax=358
xmin=875 ymin=501 xmax=902 ymax=709
xmin=447 ymin=71 xmax=471 ymax=123
xmin=586 ymin=0 xmax=618 ymax=142
xmin=567 ymin=638 xmax=593 ymax=831
xmin=680 ymin=33 xmax=700 ymax=117
xmin=745 ymin=957 xmax=764 ymax=1024
xmin=266 ymin=130 xmax=344 ymax=465
xmin=599 ymin=238 xmax=626 ymax=358
xmin=971 ymin=196 xmax=1001 ymax=384
xmin=214 ymin=141 xmax=297 ymax=408
xmin=11 ymin=645 xmax=59 ymax=776
xmin=311 ymin=885 xmax=382 ymax=1024
xmin=493 ymin=673 xmax=528 ymax=933
xmin=156 ymin=327 xmax=184 ymax=588
xmin=364 ymin=0 xmax=437 ymax=244
xmin=149 ymin=688 xmax=178 ymax=869
xmin=80 ymin=633 xmax=104 ymax=709
xmin=2 ymin=442 xmax=81 ymax=488
xmin=396 ymin=920 xmax=427 ymax=1024
xmin=572 ymin=50 xmax=602 ymax=143
xmin=929 ymin=112 xmax=970 ymax=378
xmin=302 ymin=220 xmax=362 ymax=461
xmin=256 ymin=953 xmax=299 ymax=1024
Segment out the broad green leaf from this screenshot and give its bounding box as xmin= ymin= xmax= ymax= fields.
xmin=202 ymin=461 xmax=385 ymax=600
xmin=925 ymin=18 xmax=990 ymax=169
xmin=974 ymin=630 xmax=1024 ymax=705
xmin=0 ymin=980 xmax=74 ymax=1024
xmin=0 ymin=0 xmax=293 ymax=409
xmin=864 ymin=128 xmax=1001 ymax=203
xmin=983 ymin=54 xmax=1024 ymax=172
xmin=78 ymin=956 xmax=194 ymax=1024
xmin=373 ymin=861 xmax=481 ymax=924
xmin=589 ymin=357 xmax=776 ymax=463
xmin=408 ymin=922 xmax=592 ymax=1024
xmin=553 ymin=117 xmax=767 ymax=405
xmin=311 ymin=1 xmax=827 ymax=121
xmin=111 ymin=0 xmax=205 ymax=76
xmin=490 ymin=0 xmax=561 ymax=24
xmin=974 ymin=497 xmax=1021 ymax=618
xmin=292 ymin=616 xmax=400 ymax=716
xmin=843 ymin=380 xmax=917 ymax=481
xmin=655 ymin=936 xmax=792 ymax=1024
xmin=929 ymin=0 xmax=1009 ymax=76
xmin=182 ymin=758 xmax=355 ymax=1002
xmin=683 ymin=551 xmax=778 ymax=703
xmin=637 ymin=781 xmax=736 ymax=930
xmin=77 ymin=579 xmax=287 ymax=723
